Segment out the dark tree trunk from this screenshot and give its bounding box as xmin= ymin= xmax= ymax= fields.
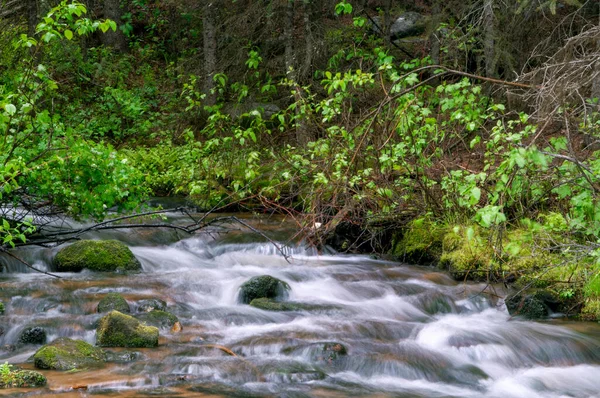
xmin=27 ymin=0 xmax=37 ymax=36
xmin=284 ymin=0 xmax=295 ymax=80
xmin=301 ymin=0 xmax=313 ymax=80
xmin=101 ymin=0 xmax=127 ymax=52
xmin=483 ymin=0 xmax=496 ymax=78
xmin=203 ymin=1 xmax=217 ymax=105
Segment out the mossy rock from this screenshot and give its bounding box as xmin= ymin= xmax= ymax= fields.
xmin=249 ymin=298 xmax=337 ymax=312
xmin=33 ymin=337 xmax=106 ymax=370
xmin=18 ymin=327 xmax=47 ymax=345
xmin=505 ymin=290 xmax=559 ymax=319
xmin=96 ymin=311 xmax=159 ymax=348
xmin=98 ymin=293 xmax=130 ymax=313
xmin=238 ymin=275 xmax=290 ymax=304
xmin=391 ymin=218 xmax=445 ymax=265
xmin=0 ymin=301 xmax=4 ymax=315
xmin=53 ymin=240 xmax=141 ymax=272
xmin=135 ymin=310 xmax=178 ymax=329
xmin=136 ymin=298 xmax=167 ymax=313
xmin=0 ymin=369 xmax=47 ymax=388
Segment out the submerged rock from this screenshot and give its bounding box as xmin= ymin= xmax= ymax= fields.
xmin=0 ymin=368 xmax=47 ymax=388
xmin=249 ymin=298 xmax=337 ymax=312
xmin=239 ymin=275 xmax=290 ymax=304
xmin=136 ymin=298 xmax=167 ymax=313
xmin=18 ymin=327 xmax=47 ymax=345
xmin=96 ymin=310 xmax=159 ymax=347
xmin=284 ymin=342 xmax=348 ymax=363
xmin=135 ymin=310 xmax=179 ymax=330
xmin=53 ymin=240 xmax=141 ymax=272
xmin=97 ymin=293 xmax=130 ymax=313
xmin=33 ymin=337 xmax=106 ymax=370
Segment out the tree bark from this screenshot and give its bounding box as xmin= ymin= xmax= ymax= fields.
xmin=301 ymin=0 xmax=313 ymax=80
xmin=27 ymin=0 xmax=37 ymax=37
xmin=203 ymin=2 xmax=217 ymax=105
xmin=482 ymin=0 xmax=496 ymax=78
xmin=284 ymin=0 xmax=295 ymax=81
xmin=101 ymin=0 xmax=127 ymax=52
xmin=430 ymin=0 xmax=441 ymax=66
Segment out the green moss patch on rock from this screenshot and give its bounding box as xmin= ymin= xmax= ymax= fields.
xmin=135 ymin=310 xmax=178 ymax=329
xmin=438 ymin=226 xmax=494 ymax=281
xmin=0 ymin=368 xmax=47 ymax=388
xmin=98 ymin=293 xmax=130 ymax=313
xmin=391 ymin=218 xmax=445 ymax=265
xmin=33 ymin=337 xmax=106 ymax=370
xmin=96 ymin=311 xmax=159 ymax=348
xmin=0 ymin=301 xmax=4 ymax=314
xmin=53 ymin=240 xmax=141 ymax=272
xmin=239 ymin=275 xmax=290 ymax=304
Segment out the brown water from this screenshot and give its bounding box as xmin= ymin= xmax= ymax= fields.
xmin=1 ymin=212 xmax=600 ymax=397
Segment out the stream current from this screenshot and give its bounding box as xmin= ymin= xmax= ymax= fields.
xmin=1 ymin=212 xmax=600 ymax=397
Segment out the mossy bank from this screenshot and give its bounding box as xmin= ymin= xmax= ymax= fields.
xmin=390 ymin=214 xmax=600 ymax=321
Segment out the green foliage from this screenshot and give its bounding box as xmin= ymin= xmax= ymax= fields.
xmin=0 ymin=1 xmax=148 ymax=248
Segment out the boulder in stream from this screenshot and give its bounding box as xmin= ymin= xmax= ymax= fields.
xmin=505 ymin=290 xmax=559 ymax=319
xmin=239 ymin=275 xmax=290 ymax=304
xmin=135 ymin=310 xmax=179 ymax=330
xmin=53 ymin=240 xmax=141 ymax=272
xmin=18 ymin=327 xmax=47 ymax=345
xmin=136 ymin=298 xmax=167 ymax=312
xmin=33 ymin=337 xmax=106 ymax=370
xmin=96 ymin=310 xmax=159 ymax=347
xmin=97 ymin=293 xmax=130 ymax=313
xmin=0 ymin=368 xmax=47 ymax=388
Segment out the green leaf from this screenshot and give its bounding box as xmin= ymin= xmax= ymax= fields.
xmin=4 ymin=104 xmax=16 ymax=115
xmin=64 ymin=29 xmax=73 ymax=40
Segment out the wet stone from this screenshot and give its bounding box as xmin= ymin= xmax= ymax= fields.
xmin=238 ymin=275 xmax=290 ymax=304
xmin=136 ymin=298 xmax=167 ymax=312
xmin=18 ymin=327 xmax=47 ymax=345
xmin=97 ymin=293 xmax=130 ymax=313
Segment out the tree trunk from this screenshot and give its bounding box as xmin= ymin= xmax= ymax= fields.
xmin=482 ymin=0 xmax=496 ymax=78
xmin=101 ymin=0 xmax=127 ymax=52
xmin=203 ymin=2 xmax=217 ymax=105
xmin=383 ymin=0 xmax=393 ymax=48
xmin=28 ymin=0 xmax=37 ymax=36
xmin=284 ymin=0 xmax=295 ymax=81
xmin=430 ymin=0 xmax=441 ymax=66
xmin=301 ymin=0 xmax=313 ymax=80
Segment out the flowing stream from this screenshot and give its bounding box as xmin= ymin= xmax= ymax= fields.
xmin=1 ymin=211 xmax=600 ymax=397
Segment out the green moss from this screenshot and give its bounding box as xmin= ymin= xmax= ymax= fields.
xmin=581 ymin=298 xmax=600 ymax=321
xmin=438 ymin=226 xmax=493 ymax=281
xmin=98 ymin=293 xmax=130 ymax=313
xmin=135 ymin=310 xmax=178 ymax=329
xmin=0 ymin=369 xmax=47 ymax=388
xmin=53 ymin=240 xmax=141 ymax=272
xmin=391 ymin=218 xmax=445 ymax=265
xmin=96 ymin=311 xmax=159 ymax=348
xmin=33 ymin=337 xmax=106 ymax=370
xmin=239 ymin=275 xmax=290 ymax=304
xmin=0 ymin=302 xmax=4 ymax=315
